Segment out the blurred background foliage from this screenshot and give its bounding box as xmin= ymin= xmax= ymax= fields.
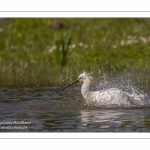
xmin=0 ymin=18 xmax=150 ymax=87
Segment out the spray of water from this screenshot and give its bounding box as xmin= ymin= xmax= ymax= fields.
xmin=92 ymin=72 xmax=150 ymax=107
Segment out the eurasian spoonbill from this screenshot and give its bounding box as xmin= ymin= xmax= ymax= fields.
xmin=57 ymin=72 xmax=147 ymax=107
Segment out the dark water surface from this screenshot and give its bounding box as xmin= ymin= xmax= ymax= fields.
xmin=0 ymin=85 xmax=150 ymax=132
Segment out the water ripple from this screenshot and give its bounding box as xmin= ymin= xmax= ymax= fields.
xmin=0 ymin=87 xmax=150 ymax=132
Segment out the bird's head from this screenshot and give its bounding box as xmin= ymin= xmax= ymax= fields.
xmin=57 ymin=71 xmax=93 ymax=93
xmin=78 ymin=71 xmax=93 ymax=84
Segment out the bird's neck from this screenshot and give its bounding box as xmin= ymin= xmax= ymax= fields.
xmin=81 ymin=79 xmax=91 ymax=99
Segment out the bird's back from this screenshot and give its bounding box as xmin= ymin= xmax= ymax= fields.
xmin=86 ymin=88 xmax=147 ymax=107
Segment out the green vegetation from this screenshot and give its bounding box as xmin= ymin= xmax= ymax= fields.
xmin=0 ymin=18 xmax=150 ymax=87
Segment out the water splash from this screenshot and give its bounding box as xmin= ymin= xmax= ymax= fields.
xmin=90 ymin=72 xmax=150 ymax=108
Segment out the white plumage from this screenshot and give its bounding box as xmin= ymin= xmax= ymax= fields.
xmin=58 ymin=71 xmax=148 ymax=107
xmin=78 ymin=72 xmax=147 ymax=107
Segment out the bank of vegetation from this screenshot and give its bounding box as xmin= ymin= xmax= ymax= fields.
xmin=0 ymin=18 xmax=150 ymax=87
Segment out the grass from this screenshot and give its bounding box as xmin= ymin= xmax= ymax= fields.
xmin=0 ymin=18 xmax=150 ymax=87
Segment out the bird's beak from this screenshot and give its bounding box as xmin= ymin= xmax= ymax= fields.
xmin=57 ymin=79 xmax=79 ymax=93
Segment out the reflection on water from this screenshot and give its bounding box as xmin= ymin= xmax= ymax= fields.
xmin=0 ymin=72 xmax=150 ymax=132
xmin=0 ymin=84 xmax=150 ymax=132
xmin=79 ymin=109 xmax=150 ymax=132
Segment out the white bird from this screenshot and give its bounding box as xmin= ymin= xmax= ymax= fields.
xmin=57 ymin=71 xmax=147 ymax=107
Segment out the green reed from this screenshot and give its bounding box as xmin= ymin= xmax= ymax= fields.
xmin=0 ymin=18 xmax=150 ymax=87
xmin=53 ymin=32 xmax=72 ymax=67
